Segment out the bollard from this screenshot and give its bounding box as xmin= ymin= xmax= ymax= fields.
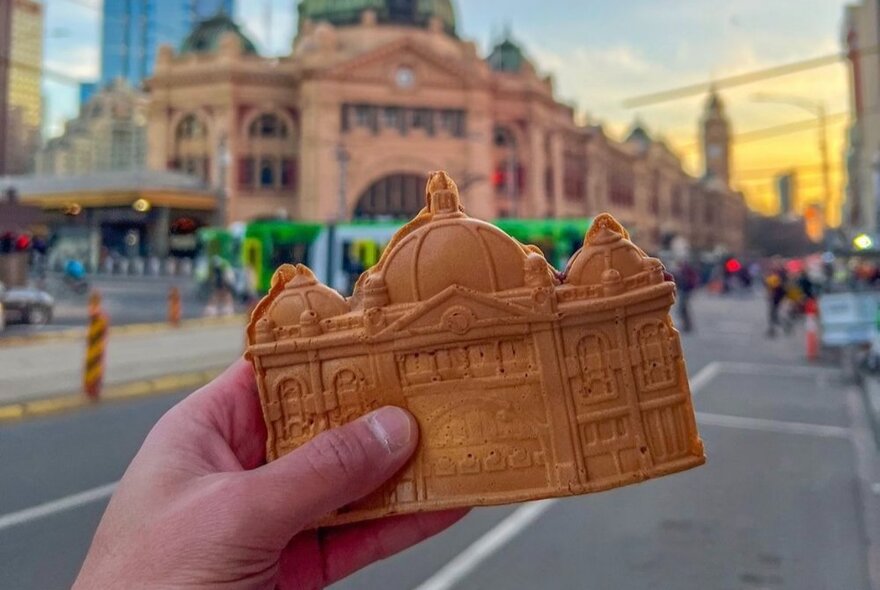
xmin=83 ymin=291 xmax=108 ymax=400
xmin=168 ymin=286 xmax=181 ymax=327
xmin=87 ymin=290 xmax=102 ymax=317
xmin=805 ymin=298 xmax=820 ymax=361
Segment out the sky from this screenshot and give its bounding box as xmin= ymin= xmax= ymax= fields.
xmin=40 ymin=0 xmax=854 ymax=222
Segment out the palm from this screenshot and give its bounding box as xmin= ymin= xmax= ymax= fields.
xmin=77 ymin=361 xmax=465 ymax=590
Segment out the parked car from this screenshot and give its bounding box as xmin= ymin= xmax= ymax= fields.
xmin=0 ymin=282 xmax=54 ymax=325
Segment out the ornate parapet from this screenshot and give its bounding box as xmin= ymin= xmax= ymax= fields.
xmin=247 ymin=171 xmax=704 ymax=526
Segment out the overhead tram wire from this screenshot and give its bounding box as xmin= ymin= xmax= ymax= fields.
xmin=621 ymin=47 xmax=877 ymax=109
xmin=0 ymin=57 xmax=86 ymax=86
xmin=675 ymin=112 xmax=849 ymax=152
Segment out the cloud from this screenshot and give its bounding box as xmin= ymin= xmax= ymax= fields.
xmin=45 ymin=46 xmax=100 ymax=80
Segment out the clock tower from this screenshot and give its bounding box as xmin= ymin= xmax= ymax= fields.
xmin=701 ymin=88 xmax=731 ymax=185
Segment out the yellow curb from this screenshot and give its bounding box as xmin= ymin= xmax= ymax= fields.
xmin=24 ymin=394 xmax=88 ymax=415
xmin=0 ymin=328 xmax=86 ymax=348
xmin=0 ymin=314 xmax=247 ymax=349
xmin=0 ymin=404 xmax=25 ymax=420
xmin=0 ymin=367 xmax=227 ymax=424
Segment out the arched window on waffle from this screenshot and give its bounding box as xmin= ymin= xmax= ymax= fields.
xmin=634 ymin=320 xmax=676 ymax=391
xmin=575 ymin=332 xmax=618 ymax=406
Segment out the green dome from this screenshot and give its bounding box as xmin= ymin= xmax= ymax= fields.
xmin=487 ymin=38 xmax=525 ymax=73
xmin=180 ymin=13 xmax=259 ymax=55
xmin=298 ymin=0 xmax=457 ymax=36
xmin=626 ymin=123 xmax=652 ymax=146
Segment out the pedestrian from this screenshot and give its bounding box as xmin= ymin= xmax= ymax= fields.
xmin=672 ymin=259 xmax=699 ymax=333
xmin=72 ymin=360 xmax=466 ymax=588
xmin=765 ymin=265 xmax=787 ymax=337
xmin=205 ymin=255 xmax=235 ymax=317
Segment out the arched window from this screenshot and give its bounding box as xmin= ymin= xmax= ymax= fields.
xmin=250 ymin=114 xmax=288 ymax=139
xmin=176 ymin=114 xmax=206 ymax=140
xmin=171 ymin=114 xmax=210 ymax=182
xmin=240 ymin=111 xmax=298 ymax=192
xmin=636 ymin=321 xmax=676 ymax=391
xmin=259 ymin=157 xmax=275 ymax=188
xmin=493 ymin=126 xmax=515 ymax=147
xmin=279 ymin=379 xmax=307 ymax=439
xmin=354 ymin=173 xmax=427 ymax=220
xmin=577 ymin=332 xmax=617 ymax=404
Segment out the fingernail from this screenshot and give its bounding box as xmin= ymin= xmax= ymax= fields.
xmin=365 ymin=407 xmax=413 ymax=453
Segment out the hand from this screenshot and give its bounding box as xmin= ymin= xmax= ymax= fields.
xmin=74 ymin=360 xmax=467 ymax=589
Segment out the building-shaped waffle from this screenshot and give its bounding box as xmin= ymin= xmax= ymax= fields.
xmin=246 ymin=171 xmax=704 ymax=526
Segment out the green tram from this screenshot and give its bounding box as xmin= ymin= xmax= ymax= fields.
xmin=198 ymin=217 xmax=593 ymax=296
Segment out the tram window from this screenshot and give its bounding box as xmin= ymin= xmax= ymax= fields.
xmin=270 ymin=242 xmax=310 ymax=269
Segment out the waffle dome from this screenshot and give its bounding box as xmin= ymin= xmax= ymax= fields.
xmin=374 ymin=172 xmax=532 ymax=303
xmin=267 ymin=265 xmax=349 ymax=326
xmin=564 ymin=213 xmax=649 ymax=286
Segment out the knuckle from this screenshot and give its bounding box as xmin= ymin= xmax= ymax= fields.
xmin=303 ymin=428 xmax=369 ymax=486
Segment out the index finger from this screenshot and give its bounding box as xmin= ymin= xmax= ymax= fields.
xmin=180 ymin=358 xmax=267 ymax=469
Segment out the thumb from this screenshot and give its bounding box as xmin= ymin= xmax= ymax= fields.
xmin=243 ymin=406 xmax=417 ymax=541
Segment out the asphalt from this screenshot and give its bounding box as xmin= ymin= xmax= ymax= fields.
xmin=1 ymin=274 xmax=245 ymax=338
xmin=1 ymin=294 xmax=878 ymax=590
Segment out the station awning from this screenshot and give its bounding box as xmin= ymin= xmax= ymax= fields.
xmin=0 ymin=170 xmax=219 ymax=212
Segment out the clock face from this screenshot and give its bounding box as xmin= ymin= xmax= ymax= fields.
xmin=708 ymin=144 xmax=722 ymax=159
xmin=395 ymin=66 xmax=415 ymax=89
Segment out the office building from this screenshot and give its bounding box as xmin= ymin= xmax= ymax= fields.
xmin=0 ymin=0 xmax=43 ymax=175
xmin=100 ymin=0 xmax=235 ymax=89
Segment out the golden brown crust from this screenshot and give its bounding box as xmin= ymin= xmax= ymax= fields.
xmin=246 ymin=171 xmax=703 ymax=526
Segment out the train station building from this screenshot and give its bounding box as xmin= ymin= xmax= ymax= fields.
xmin=146 ymin=0 xmax=747 ymax=254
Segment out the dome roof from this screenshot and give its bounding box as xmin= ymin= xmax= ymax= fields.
xmin=487 ymin=37 xmax=526 ymax=73
xmin=364 ymin=171 xmax=535 ymax=304
xmin=180 ymin=13 xmax=259 ymax=55
xmin=564 ymin=214 xmax=649 ymax=286
xmin=267 ymin=265 xmax=349 ymax=326
xmin=297 ymin=0 xmax=457 ymax=36
xmin=625 ymin=122 xmax=652 ymax=146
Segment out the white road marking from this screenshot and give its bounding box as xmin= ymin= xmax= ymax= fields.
xmin=718 ymin=361 xmax=838 ymax=378
xmin=690 ymin=361 xmax=722 ymax=395
xmin=696 ymin=412 xmax=850 ymax=439
xmin=412 ymin=500 xmax=557 ymax=590
xmin=412 ymin=362 xmax=724 ymax=590
xmin=0 ymin=482 xmax=117 ymax=533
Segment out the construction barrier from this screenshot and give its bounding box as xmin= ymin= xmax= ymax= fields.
xmin=83 ymin=291 xmax=108 ymax=400
xmin=168 ymin=286 xmax=181 ymax=327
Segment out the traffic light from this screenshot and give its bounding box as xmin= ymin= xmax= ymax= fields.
xmin=724 ymin=258 xmax=742 ymax=274
xmin=0 ymin=232 xmax=33 ymax=253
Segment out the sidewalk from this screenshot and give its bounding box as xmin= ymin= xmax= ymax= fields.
xmin=861 ymin=375 xmax=880 ymax=448
xmin=0 ymin=321 xmax=246 ymax=405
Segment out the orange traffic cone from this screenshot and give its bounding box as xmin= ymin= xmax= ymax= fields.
xmin=168 ymin=286 xmax=181 ymax=327
xmin=805 ymin=298 xmax=820 ymax=362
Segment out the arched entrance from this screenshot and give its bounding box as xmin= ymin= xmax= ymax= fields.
xmin=353 ymin=173 xmax=427 ymax=220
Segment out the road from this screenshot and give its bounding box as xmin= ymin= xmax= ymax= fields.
xmin=1 ymin=274 xmax=244 ymax=338
xmin=1 ymin=294 xmax=878 ymax=590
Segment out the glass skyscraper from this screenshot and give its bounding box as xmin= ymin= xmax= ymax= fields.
xmin=100 ymin=0 xmax=235 ymax=89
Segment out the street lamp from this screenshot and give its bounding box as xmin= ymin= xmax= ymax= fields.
xmin=335 ymin=143 xmax=350 ymax=222
xmin=751 ymin=93 xmax=832 ymax=227
xmin=328 ymin=143 xmax=351 ymax=288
